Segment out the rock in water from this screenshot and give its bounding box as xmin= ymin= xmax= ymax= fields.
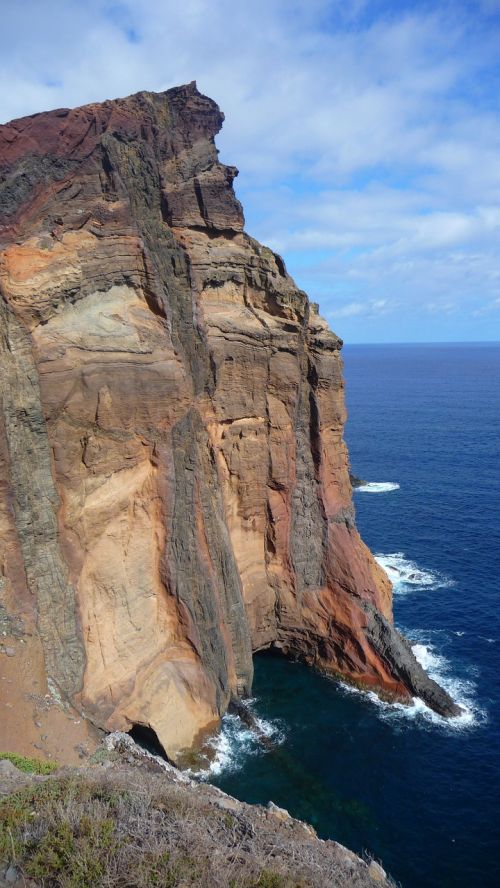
xmin=0 ymin=83 xmax=459 ymax=761
xmin=349 ymin=473 xmax=367 ymax=488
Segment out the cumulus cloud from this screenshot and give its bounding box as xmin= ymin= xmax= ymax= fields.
xmin=331 ymin=299 xmax=391 ymax=319
xmin=1 ymin=0 xmax=499 ymax=341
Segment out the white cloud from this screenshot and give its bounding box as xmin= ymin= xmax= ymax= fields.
xmin=1 ymin=0 xmax=500 ymax=340
xmin=332 ymin=302 xmax=366 ymax=318
xmin=330 ymin=298 xmax=391 ymax=319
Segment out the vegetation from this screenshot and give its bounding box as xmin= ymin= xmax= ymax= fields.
xmin=0 ymin=764 xmax=387 ymax=887
xmin=0 ymin=752 xmax=58 ymax=775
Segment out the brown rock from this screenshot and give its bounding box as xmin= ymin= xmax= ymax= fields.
xmin=0 ymin=760 xmax=36 ymax=796
xmin=0 ymin=83 xmax=459 ymax=762
xmin=267 ymin=801 xmax=292 ymax=821
xmin=368 ymin=860 xmax=388 ymax=882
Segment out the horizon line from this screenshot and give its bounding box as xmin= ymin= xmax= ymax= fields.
xmin=343 ymin=340 xmax=500 ymax=346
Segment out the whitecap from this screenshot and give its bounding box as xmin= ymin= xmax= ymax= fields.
xmin=410 ymin=640 xmax=485 ymax=729
xmin=375 ymin=552 xmax=453 ymax=593
xmin=411 ymin=642 xmax=447 ymax=673
xmin=340 ymin=670 xmax=482 ymax=731
xmin=190 ymin=708 xmax=285 ymax=781
xmin=355 ymin=482 xmax=400 ymax=493
xmin=336 ymin=630 xmax=485 ymax=731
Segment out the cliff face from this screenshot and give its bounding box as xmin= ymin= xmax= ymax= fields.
xmin=0 ymin=83 xmax=459 ymax=761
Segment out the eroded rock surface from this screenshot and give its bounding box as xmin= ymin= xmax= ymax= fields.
xmin=0 ymin=83 xmax=459 ymax=761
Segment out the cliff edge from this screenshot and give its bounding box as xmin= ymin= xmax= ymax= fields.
xmin=0 ymin=741 xmax=393 ymax=888
xmin=0 ymin=83 xmax=460 ymax=762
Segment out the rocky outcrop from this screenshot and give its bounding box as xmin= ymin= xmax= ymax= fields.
xmin=0 ymin=83 xmax=460 ymax=762
xmin=349 ymin=473 xmax=366 ymax=488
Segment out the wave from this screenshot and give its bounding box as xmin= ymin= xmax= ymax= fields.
xmin=355 ymin=482 xmax=400 ymax=493
xmin=411 ymin=642 xmax=448 ymax=674
xmin=370 ymin=553 xmax=481 ymax=725
xmin=409 ymin=637 xmax=485 ymax=729
xmin=375 ymin=552 xmax=453 ymax=593
xmin=338 ymin=639 xmax=484 ymax=731
xmin=190 ymin=707 xmax=285 ymax=780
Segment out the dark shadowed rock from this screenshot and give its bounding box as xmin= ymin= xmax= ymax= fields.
xmin=364 ymin=604 xmax=463 ymax=717
xmin=349 ymin=473 xmax=367 ymax=488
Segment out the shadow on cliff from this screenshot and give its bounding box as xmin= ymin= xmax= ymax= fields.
xmin=128 ymin=724 xmax=170 ymax=762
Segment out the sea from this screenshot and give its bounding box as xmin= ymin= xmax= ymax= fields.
xmin=206 ymin=343 xmax=500 ymax=888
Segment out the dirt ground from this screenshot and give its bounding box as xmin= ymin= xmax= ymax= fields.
xmin=0 ymin=621 xmax=100 ymax=766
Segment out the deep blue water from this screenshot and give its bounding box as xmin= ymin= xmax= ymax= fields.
xmin=210 ymin=343 xmax=500 ymax=888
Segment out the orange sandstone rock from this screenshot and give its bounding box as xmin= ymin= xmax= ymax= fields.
xmin=0 ymin=84 xmax=460 ymax=763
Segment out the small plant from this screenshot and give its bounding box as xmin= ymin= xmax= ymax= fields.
xmin=89 ymin=746 xmax=120 ymax=765
xmin=0 ymin=751 xmax=58 ymax=775
xmin=0 ymin=779 xmax=71 ymax=862
xmin=133 ymin=850 xmax=199 ymax=888
xmin=256 ymin=872 xmax=291 ymax=888
xmin=27 ymin=815 xmax=117 ymax=886
xmin=0 ymin=768 xmax=389 ymax=886
xmin=26 ymin=821 xmax=75 ymax=881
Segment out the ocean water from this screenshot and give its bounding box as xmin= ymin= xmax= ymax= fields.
xmin=209 ymin=343 xmax=500 ymax=888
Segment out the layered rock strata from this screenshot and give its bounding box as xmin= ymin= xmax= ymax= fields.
xmin=0 ymin=83 xmax=460 ymax=761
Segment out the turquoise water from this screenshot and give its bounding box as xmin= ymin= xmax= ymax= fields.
xmin=209 ymin=343 xmax=500 ymax=888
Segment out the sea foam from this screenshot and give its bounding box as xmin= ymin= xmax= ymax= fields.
xmin=339 ymin=546 xmax=482 ymax=730
xmin=192 ymin=707 xmax=285 ymax=780
xmin=339 ymin=635 xmax=484 ymax=731
xmin=200 ymin=548 xmax=478 ymax=780
xmin=375 ymin=552 xmax=453 ymax=593
xmin=409 ymin=635 xmax=485 ymax=729
xmin=355 ymin=482 xmax=400 ymax=493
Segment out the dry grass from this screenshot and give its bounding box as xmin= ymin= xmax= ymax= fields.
xmin=0 ymin=762 xmax=389 ymax=887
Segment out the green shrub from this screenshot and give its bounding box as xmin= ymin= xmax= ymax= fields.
xmin=256 ymin=873 xmax=291 ymax=888
xmin=133 ymin=850 xmax=199 ymax=888
xmin=0 ymin=751 xmax=58 ymax=775
xmin=89 ymin=747 xmax=120 ymax=765
xmin=0 ymin=779 xmax=70 ymax=862
xmin=0 ymin=769 xmax=387 ymax=886
xmin=27 ymin=816 xmax=117 ymax=887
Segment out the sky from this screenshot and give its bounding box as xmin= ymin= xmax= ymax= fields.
xmin=1 ymin=0 xmax=500 ymax=343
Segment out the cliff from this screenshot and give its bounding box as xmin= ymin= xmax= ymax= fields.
xmin=0 ymin=83 xmax=459 ymax=763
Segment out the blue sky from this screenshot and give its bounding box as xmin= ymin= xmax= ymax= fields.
xmin=1 ymin=0 xmax=500 ymax=342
